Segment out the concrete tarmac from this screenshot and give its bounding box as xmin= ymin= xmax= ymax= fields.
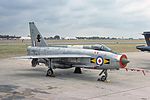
xmin=0 ymin=52 xmax=150 ymax=100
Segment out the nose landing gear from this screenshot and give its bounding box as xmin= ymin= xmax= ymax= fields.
xmin=97 ymin=69 xmax=108 ymax=82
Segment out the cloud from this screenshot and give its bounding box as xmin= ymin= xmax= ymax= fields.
xmin=0 ymin=0 xmax=150 ymax=38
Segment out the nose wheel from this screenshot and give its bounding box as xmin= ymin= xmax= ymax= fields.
xmin=97 ymin=69 xmax=108 ymax=82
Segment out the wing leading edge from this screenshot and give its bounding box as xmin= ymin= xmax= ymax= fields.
xmin=15 ymin=54 xmax=91 ymax=59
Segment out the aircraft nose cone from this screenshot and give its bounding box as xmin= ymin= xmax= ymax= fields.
xmin=119 ymin=54 xmax=129 ymax=68
xmin=121 ymin=58 xmax=130 ymax=65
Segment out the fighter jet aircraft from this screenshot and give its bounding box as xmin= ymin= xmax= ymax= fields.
xmin=136 ymin=32 xmax=150 ymax=52
xmin=17 ymin=22 xmax=129 ymax=81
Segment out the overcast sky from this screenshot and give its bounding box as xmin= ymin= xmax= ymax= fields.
xmin=0 ymin=0 xmax=150 ymax=38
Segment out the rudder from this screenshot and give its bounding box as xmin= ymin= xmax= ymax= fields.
xmin=143 ymin=32 xmax=150 ymax=46
xmin=29 ymin=22 xmax=48 ymax=47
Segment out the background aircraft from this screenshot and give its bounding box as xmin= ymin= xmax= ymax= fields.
xmin=17 ymin=22 xmax=129 ymax=81
xmin=136 ymin=32 xmax=150 ymax=52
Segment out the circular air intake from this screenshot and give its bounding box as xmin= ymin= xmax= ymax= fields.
xmin=119 ymin=54 xmax=129 ymax=68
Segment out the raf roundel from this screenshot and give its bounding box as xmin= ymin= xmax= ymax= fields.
xmin=96 ymin=56 xmax=103 ymax=66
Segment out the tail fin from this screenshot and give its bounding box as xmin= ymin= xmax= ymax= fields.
xmin=143 ymin=32 xmax=150 ymax=46
xmin=29 ymin=22 xmax=48 ymax=47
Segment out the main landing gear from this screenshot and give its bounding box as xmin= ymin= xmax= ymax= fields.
xmin=46 ymin=59 xmax=55 ymax=77
xmin=97 ymin=69 xmax=108 ymax=82
xmin=46 ymin=68 xmax=54 ymax=76
xmin=74 ymin=67 xmax=82 ymax=74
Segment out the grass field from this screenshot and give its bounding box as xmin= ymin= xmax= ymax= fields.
xmin=0 ymin=39 xmax=145 ymax=59
xmin=0 ymin=44 xmax=28 ymax=59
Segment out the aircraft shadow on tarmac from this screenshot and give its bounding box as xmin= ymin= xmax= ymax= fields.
xmin=11 ymin=67 xmax=105 ymax=82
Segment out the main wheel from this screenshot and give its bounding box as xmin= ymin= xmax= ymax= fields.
xmin=100 ymin=75 xmax=107 ymax=82
xmin=31 ymin=59 xmax=38 ymax=67
xmin=74 ymin=67 xmax=82 ymax=74
xmin=46 ymin=69 xmax=53 ymax=76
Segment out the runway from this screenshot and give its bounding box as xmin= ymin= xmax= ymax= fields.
xmin=0 ymin=52 xmax=150 ymax=100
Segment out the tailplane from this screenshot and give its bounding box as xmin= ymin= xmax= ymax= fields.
xmin=143 ymin=32 xmax=150 ymax=46
xmin=29 ymin=22 xmax=48 ymax=47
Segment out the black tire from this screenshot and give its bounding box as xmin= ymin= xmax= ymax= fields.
xmin=46 ymin=69 xmax=53 ymax=76
xmin=100 ymin=75 xmax=107 ymax=82
xmin=31 ymin=59 xmax=38 ymax=67
xmin=74 ymin=67 xmax=82 ymax=74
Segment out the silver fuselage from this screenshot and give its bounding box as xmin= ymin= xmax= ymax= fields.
xmin=27 ymin=46 xmax=122 ymax=69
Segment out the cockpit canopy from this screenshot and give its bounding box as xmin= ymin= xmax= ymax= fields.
xmin=83 ymin=44 xmax=113 ymax=52
xmin=50 ymin=44 xmax=115 ymax=53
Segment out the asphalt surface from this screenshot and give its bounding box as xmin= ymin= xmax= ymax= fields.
xmin=0 ymin=52 xmax=150 ymax=100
